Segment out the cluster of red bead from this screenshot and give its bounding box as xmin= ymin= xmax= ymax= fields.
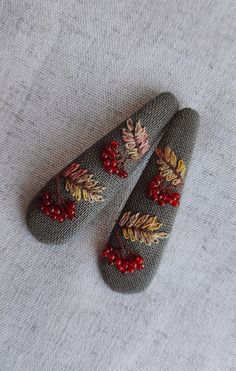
xmin=148 ymin=175 xmax=180 ymax=207
xmin=38 ymin=191 xmax=76 ymax=222
xmin=102 ymin=246 xmax=144 ymax=274
xmin=100 ymin=141 xmax=128 ymax=178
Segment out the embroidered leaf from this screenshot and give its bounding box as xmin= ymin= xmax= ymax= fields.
xmin=155 ymin=146 xmax=186 ymax=186
xmin=118 ymin=211 xmax=168 ymax=245
xmin=63 ymin=163 xmax=105 ymax=202
xmin=122 ymin=118 xmax=150 ymax=161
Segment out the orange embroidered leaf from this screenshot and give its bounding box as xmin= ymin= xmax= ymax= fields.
xmin=122 ymin=118 xmax=150 ymax=161
xmin=118 ymin=211 xmax=168 ymax=245
xmin=63 ymin=163 xmax=105 ymax=202
xmin=155 ymin=146 xmax=186 ymax=186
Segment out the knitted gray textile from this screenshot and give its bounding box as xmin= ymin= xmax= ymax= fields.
xmin=26 ymin=92 xmax=179 ymax=244
xmin=100 ymin=108 xmax=199 ymax=293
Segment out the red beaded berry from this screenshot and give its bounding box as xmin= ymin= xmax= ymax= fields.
xmin=149 ymin=146 xmax=186 ymax=207
xmin=38 ymin=191 xmax=77 ymax=222
xmin=101 ymin=246 xmax=144 ymax=274
xmin=101 ymin=229 xmax=145 ymax=274
xmin=148 ymin=175 xmax=181 ymax=207
xmin=101 ymin=141 xmax=129 ymax=178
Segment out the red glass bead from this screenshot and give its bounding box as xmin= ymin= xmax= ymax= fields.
xmin=104 ymin=160 xmax=110 ymax=167
xmin=108 ymin=151 xmax=117 ymax=159
xmin=101 ymin=152 xmax=109 ymax=160
xmin=119 ymin=266 xmax=126 ymax=274
xmin=119 ymin=170 xmax=128 ymax=178
xmin=101 ymin=141 xmax=129 ymax=178
xmin=135 ymin=256 xmax=144 ymax=265
xmin=67 ymin=201 xmax=76 ymax=209
xmin=110 ymin=166 xmax=117 ymax=173
xmin=172 ymin=192 xmax=180 ymax=200
xmin=158 ymin=199 xmax=166 ymax=206
xmin=54 ymin=207 xmax=61 ymax=215
xmin=42 ymin=191 xmax=50 ymax=199
xmin=115 ymin=258 xmax=122 ymax=267
xmin=170 ymin=199 xmax=179 ymax=207
xmin=110 ymin=160 xmax=117 ymax=167
xmin=127 ymin=266 xmax=135 ymax=273
xmin=101 ymin=250 xmax=108 ymax=257
xmin=110 ymin=140 xmax=119 ymax=149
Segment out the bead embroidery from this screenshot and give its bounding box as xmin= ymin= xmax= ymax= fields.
xmin=102 ymin=230 xmax=145 ymax=274
xmin=148 ymin=146 xmax=186 ymax=207
xmin=101 ymin=212 xmax=168 ymax=274
xmin=38 ymin=163 xmax=105 ymax=222
xmin=100 ymin=141 xmax=128 ymax=178
xmin=100 ymin=118 xmax=149 ymax=178
xmin=38 ymin=176 xmax=76 ymax=223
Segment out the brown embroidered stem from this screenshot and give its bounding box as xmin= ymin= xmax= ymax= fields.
xmin=117 ymin=155 xmax=131 ymax=169
xmin=56 ymin=174 xmax=60 ymax=195
xmin=55 ymin=174 xmax=64 ymax=205
xmin=101 ymin=141 xmax=129 ymax=178
xmin=39 ymin=175 xmax=77 ymax=223
xmin=114 ymin=230 xmax=135 ymax=259
xmin=115 ymin=230 xmax=126 ymax=251
xmin=102 ymin=228 xmax=145 ymax=274
xmin=161 ymin=162 xmax=184 ymax=187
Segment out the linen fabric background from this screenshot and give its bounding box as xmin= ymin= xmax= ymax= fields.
xmin=0 ymin=1 xmax=235 ymax=370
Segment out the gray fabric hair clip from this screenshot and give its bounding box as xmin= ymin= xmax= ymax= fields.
xmin=100 ymin=108 xmax=199 ymax=293
xmin=26 ymin=92 xmax=179 ymax=244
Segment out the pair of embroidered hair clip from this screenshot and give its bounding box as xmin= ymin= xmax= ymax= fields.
xmin=27 ymin=92 xmax=199 ymax=293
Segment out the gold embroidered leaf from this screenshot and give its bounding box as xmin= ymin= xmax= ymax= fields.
xmin=119 ymin=211 xmax=132 ymax=226
xmin=118 ymin=211 xmax=168 ymax=245
xmin=155 ymin=146 xmax=186 ymax=186
xmin=63 ymin=163 xmax=105 ymax=202
xmin=122 ymin=118 xmax=150 ymax=161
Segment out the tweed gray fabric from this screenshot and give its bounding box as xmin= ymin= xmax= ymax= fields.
xmin=26 ymin=92 xmax=179 ymax=244
xmin=100 ymin=109 xmax=199 ymax=293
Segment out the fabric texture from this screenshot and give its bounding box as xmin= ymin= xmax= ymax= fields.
xmin=101 ymin=109 xmax=199 ymax=293
xmin=0 ymin=1 xmax=235 ymax=370
xmin=26 ymin=92 xmax=179 ymax=244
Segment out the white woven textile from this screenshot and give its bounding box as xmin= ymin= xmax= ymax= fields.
xmin=0 ymin=1 xmax=235 ymax=370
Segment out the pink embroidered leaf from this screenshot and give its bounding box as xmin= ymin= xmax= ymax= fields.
xmin=122 ymin=118 xmax=150 ymax=161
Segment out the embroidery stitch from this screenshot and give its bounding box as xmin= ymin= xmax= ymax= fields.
xmin=148 ymin=175 xmax=181 ymax=207
xmin=38 ymin=175 xmax=76 ymax=223
xmin=101 ymin=211 xmax=168 ymax=274
xmin=147 ymin=146 xmax=186 ymax=207
xmin=118 ymin=211 xmax=169 ymax=245
xmin=100 ymin=141 xmax=128 ymax=178
xmin=101 ymin=230 xmax=145 ymax=274
xmin=64 ymin=163 xmax=105 ymax=202
xmin=38 ymin=162 xmax=106 ymax=222
xmin=100 ymin=119 xmax=149 ymax=178
xmin=155 ymin=146 xmax=186 ymax=186
xmin=122 ymin=118 xmax=150 ymax=161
